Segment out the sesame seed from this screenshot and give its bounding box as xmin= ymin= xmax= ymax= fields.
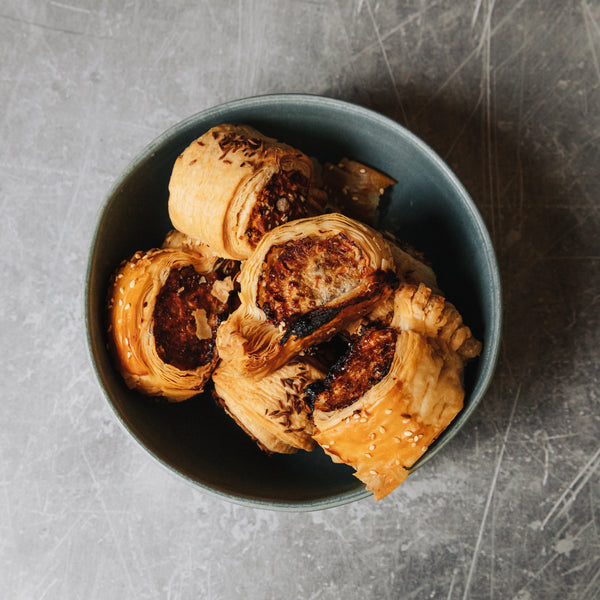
xmin=369 ymin=470 xmax=378 ymax=475
xmin=379 ymin=426 xmax=386 ymax=433
xmin=129 ymin=280 xmax=136 ymax=288
xmin=411 ymin=442 xmax=417 ymax=447
xmin=403 ymin=430 xmax=413 ymax=437
xmin=393 ymin=436 xmax=402 ymax=443
xmin=365 ymin=453 xmax=372 ymax=458
xmin=127 ymin=351 xmax=132 ymax=359
xmin=119 ymin=287 xmax=124 ymax=294
xmin=369 ymin=444 xmax=375 ymax=451
xmin=359 ymin=168 xmax=366 ymax=173
xmin=118 ymin=299 xmax=123 ymax=306
xmin=384 ymin=409 xmax=392 ymax=414
xmin=414 ymin=435 xmax=419 ymax=442
xmin=359 ymin=417 xmax=368 ymax=423
xmin=124 ymin=303 xmax=131 ymax=310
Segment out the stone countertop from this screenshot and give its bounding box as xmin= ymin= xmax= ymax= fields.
xmin=1 ymin=1 xmax=598 ymax=599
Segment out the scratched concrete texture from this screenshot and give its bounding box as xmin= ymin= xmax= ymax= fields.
xmin=1 ymin=0 xmax=599 ymax=598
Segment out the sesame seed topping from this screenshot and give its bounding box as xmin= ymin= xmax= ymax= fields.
xmin=384 ymin=409 xmax=392 ymax=414
xmin=369 ymin=444 xmax=375 ymax=451
xmin=379 ymin=426 xmax=386 ymax=433
xmin=129 ymin=280 xmax=136 ymax=288
xmin=124 ymin=303 xmax=131 ymax=310
xmin=369 ymin=470 xmax=378 ymax=475
xmin=403 ymin=430 xmax=413 ymax=437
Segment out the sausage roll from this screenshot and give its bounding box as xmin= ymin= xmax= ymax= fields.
xmin=319 ymin=158 xmax=397 ymax=226
xmin=107 ymin=248 xmax=238 ymax=401
xmin=216 ymin=213 xmax=397 ymax=377
xmin=311 ymin=283 xmax=481 ymax=500
xmin=212 ymin=358 xmax=326 ymax=454
xmin=168 ymin=123 xmax=314 ymax=260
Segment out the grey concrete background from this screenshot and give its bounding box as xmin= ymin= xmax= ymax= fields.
xmin=1 ymin=1 xmax=599 ymax=598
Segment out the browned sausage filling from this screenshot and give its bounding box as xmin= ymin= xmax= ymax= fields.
xmin=153 ymin=261 xmax=238 ymax=371
xmin=257 ymin=232 xmax=368 ymax=325
xmin=245 ymin=170 xmax=309 ymax=246
xmin=311 ymin=327 xmax=397 ymax=412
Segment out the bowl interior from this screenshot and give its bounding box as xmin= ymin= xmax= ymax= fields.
xmin=86 ymin=95 xmax=501 ymax=510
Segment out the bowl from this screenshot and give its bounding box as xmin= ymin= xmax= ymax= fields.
xmin=85 ymin=94 xmax=501 ymax=511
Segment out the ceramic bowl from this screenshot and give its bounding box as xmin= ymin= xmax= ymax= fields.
xmin=85 ymin=94 xmax=501 ymax=511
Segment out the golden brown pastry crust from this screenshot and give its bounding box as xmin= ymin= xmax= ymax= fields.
xmin=215 ymin=213 xmax=396 ymax=377
xmin=347 ymin=238 xmax=440 ymax=333
xmin=391 ymin=283 xmax=481 ymax=359
xmin=312 ymin=282 xmax=481 ymax=500
xmin=161 ymin=229 xmax=221 ymax=269
xmin=319 ymin=158 xmax=397 ymax=226
xmin=107 ymin=247 xmax=236 ymax=401
xmin=168 ymin=124 xmax=314 ymax=260
xmin=212 ymin=358 xmax=325 ymax=454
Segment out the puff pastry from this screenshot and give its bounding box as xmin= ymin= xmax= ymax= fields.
xmin=161 ymin=228 xmax=221 ymax=270
xmin=311 ymin=283 xmax=481 ymax=500
xmin=212 ymin=357 xmax=325 ymax=454
xmin=168 ymin=123 xmax=314 ymax=260
xmin=216 ymin=213 xmax=396 ymax=377
xmin=107 ymin=247 xmax=238 ymax=401
xmin=319 ymin=158 xmax=397 ymax=226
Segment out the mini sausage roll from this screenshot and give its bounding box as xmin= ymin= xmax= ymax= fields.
xmin=319 ymin=158 xmax=397 ymax=226
xmin=168 ymin=124 xmax=314 ymax=260
xmin=212 ymin=358 xmax=325 ymax=454
xmin=107 ymin=248 xmax=238 ymax=401
xmin=216 ymin=213 xmax=396 ymax=377
xmin=311 ymin=283 xmax=481 ymax=500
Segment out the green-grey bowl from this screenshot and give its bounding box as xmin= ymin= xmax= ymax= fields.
xmin=85 ymin=94 xmax=501 ymax=511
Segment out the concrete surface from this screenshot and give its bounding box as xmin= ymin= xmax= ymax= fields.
xmin=1 ymin=1 xmax=599 ymax=598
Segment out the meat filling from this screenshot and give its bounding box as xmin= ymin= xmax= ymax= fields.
xmin=153 ymin=262 xmax=238 ymax=371
xmin=312 ymin=327 xmax=397 ymax=412
xmin=257 ymin=233 xmax=369 ymax=325
xmin=245 ymin=170 xmax=309 ymax=246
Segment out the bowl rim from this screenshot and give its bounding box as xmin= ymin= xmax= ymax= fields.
xmin=85 ymin=92 xmax=502 ymax=511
